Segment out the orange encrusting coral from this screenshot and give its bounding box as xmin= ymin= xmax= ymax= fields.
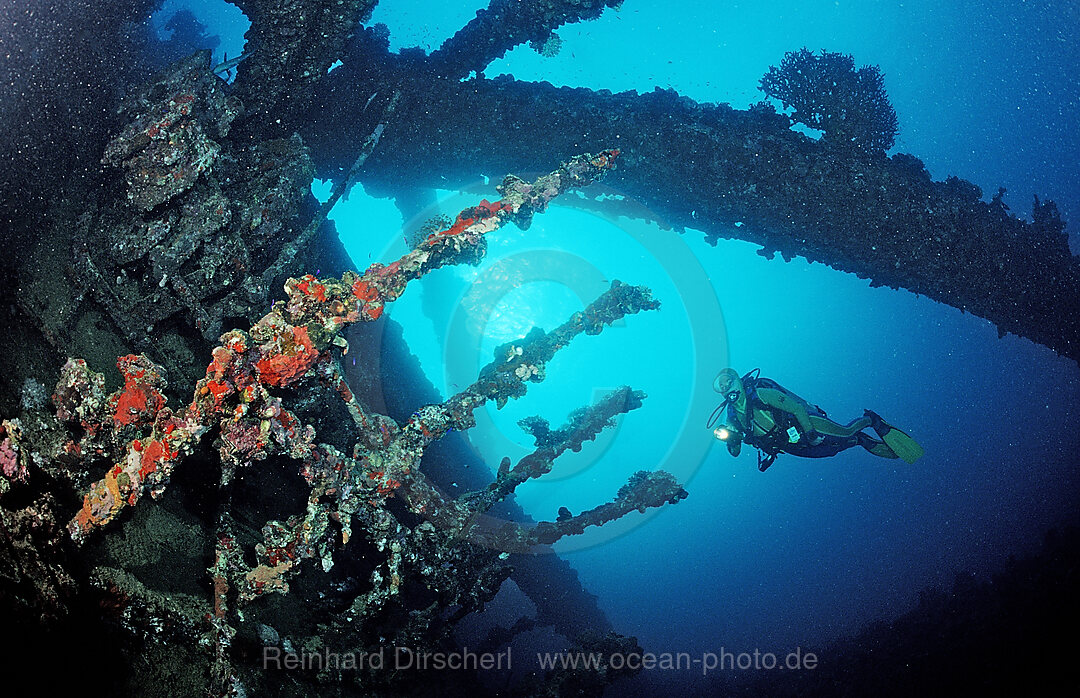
xmin=111 ymin=355 xmax=167 ymax=427
xmin=255 ymin=326 xmax=318 ymax=386
xmin=424 ymin=198 xmax=512 ymax=246
xmin=65 ymin=151 xmax=622 ymax=546
xmin=295 ymin=275 xmax=328 ymax=302
xmin=69 ymin=419 xmax=187 ymax=534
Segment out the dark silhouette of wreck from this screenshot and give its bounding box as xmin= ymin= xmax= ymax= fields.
xmin=0 ymin=1 xmax=1076 ymax=696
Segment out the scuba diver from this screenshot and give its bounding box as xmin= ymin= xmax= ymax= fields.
xmin=709 ymin=368 xmax=924 ymax=472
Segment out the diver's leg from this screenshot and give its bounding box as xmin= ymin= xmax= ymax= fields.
xmin=856 ymin=432 xmax=899 ymax=459
xmin=863 ymin=410 xmax=924 ymax=464
xmin=798 ymin=440 xmax=854 ymax=458
xmin=809 ymin=415 xmax=872 ymax=438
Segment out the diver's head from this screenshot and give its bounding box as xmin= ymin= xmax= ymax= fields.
xmin=713 ymin=368 xmax=744 ymax=404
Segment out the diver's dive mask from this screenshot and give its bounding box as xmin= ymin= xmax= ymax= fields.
xmin=713 ymin=369 xmax=744 ymax=404
xmin=708 ymin=368 xmax=748 ymax=435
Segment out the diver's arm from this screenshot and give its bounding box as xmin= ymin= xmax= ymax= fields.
xmin=756 ymin=388 xmax=816 ymax=436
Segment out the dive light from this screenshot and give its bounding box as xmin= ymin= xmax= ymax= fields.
xmin=714 ymin=425 xmax=741 ymax=442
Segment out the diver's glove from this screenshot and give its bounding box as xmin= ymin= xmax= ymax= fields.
xmin=806 ymin=431 xmax=825 ymax=446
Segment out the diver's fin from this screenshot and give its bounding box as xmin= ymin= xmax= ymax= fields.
xmin=880 ymin=427 xmax=924 ymax=464
xmin=865 ymin=410 xmax=924 ymax=464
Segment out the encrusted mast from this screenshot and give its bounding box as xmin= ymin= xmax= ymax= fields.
xmin=18 ymin=151 xmax=686 ymax=688
xmin=66 ymin=149 xmax=673 ymax=543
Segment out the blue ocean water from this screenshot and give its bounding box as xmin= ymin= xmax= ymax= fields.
xmin=160 ymin=0 xmax=1080 ymax=687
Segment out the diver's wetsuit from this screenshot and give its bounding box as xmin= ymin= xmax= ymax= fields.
xmin=723 ymin=374 xmax=896 ymax=467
